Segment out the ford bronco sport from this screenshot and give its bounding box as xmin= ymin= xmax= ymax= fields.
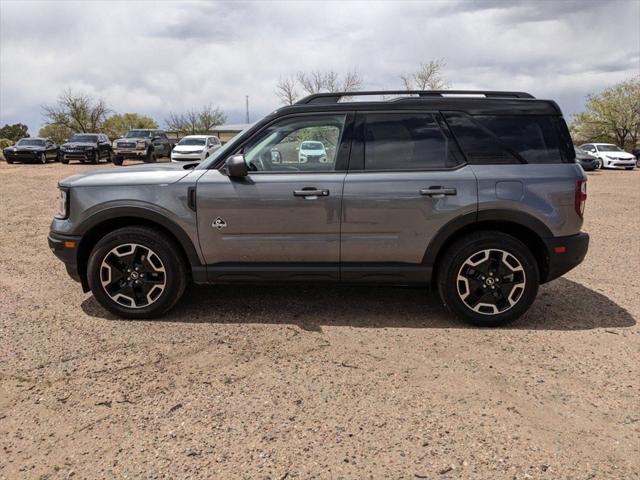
xmin=49 ymin=90 xmax=589 ymax=326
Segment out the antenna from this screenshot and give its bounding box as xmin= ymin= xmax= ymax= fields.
xmin=245 ymin=96 xmax=250 ymax=123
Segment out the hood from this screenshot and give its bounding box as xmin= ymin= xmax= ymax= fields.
xmin=62 ymin=142 xmax=97 ymax=149
xmin=575 ymin=152 xmax=595 ymax=160
xmin=173 ymin=145 xmax=205 ymax=153
xmin=115 ymin=136 xmax=150 ymax=142
xmin=11 ymin=145 xmax=45 ymax=151
xmin=59 ymin=162 xmax=196 ymax=188
xmin=604 ymin=152 xmax=635 ymax=159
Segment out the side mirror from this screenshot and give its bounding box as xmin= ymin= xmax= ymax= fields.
xmin=223 ymin=154 xmax=248 ymax=177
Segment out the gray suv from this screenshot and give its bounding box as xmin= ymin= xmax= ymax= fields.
xmin=49 ymin=90 xmax=589 ymax=326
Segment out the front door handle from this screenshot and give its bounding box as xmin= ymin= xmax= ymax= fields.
xmin=420 ymin=186 xmax=457 ymax=198
xmin=293 ymin=188 xmax=330 ymax=198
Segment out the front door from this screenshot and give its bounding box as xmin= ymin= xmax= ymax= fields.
xmin=196 ymin=113 xmax=353 ymax=282
xmin=340 ymin=112 xmax=478 ymax=282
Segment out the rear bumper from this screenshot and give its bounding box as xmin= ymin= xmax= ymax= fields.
xmin=48 ymin=231 xmax=83 ymax=284
xmin=542 ymin=232 xmax=589 ymax=283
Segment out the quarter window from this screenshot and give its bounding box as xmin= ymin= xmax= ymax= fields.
xmin=363 ymin=113 xmax=454 ymax=171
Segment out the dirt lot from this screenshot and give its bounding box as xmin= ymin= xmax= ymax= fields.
xmin=0 ymin=161 xmax=638 ymax=479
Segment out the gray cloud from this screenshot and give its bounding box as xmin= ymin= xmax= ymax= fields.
xmin=1 ymin=0 xmax=638 ymax=135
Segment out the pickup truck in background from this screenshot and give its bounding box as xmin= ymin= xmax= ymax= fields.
xmin=112 ymin=129 xmax=174 ymax=165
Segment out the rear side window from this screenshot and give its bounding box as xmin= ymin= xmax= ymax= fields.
xmin=364 ymin=113 xmax=456 ymax=170
xmin=444 ymin=113 xmax=570 ymax=164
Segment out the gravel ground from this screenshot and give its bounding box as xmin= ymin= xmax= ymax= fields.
xmin=0 ymin=161 xmax=638 ymax=480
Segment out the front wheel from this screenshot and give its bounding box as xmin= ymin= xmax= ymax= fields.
xmin=437 ymin=232 xmax=539 ymax=327
xmin=87 ymin=226 xmax=187 ymax=319
xmin=595 ymin=158 xmax=603 ymax=169
xmin=40 ymin=152 xmax=47 ymax=164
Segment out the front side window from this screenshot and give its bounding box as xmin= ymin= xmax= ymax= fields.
xmin=242 ymin=114 xmax=346 ymax=172
xmin=364 ymin=113 xmax=454 ymax=170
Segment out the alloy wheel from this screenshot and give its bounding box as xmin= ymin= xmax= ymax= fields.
xmin=456 ymin=249 xmax=526 ymax=315
xmin=99 ymin=243 xmax=166 ymax=309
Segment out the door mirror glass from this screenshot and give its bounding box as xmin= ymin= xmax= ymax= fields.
xmin=224 ymin=154 xmax=248 ymax=177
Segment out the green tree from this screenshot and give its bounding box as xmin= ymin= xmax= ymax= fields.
xmin=42 ymin=89 xmax=110 ymax=133
xmin=570 ymin=76 xmax=640 ymax=149
xmin=38 ymin=124 xmax=74 ymax=144
xmin=102 ymin=113 xmax=158 ymax=139
xmin=0 ymin=123 xmax=29 ymax=142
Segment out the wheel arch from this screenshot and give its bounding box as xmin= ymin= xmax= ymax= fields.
xmin=76 ymin=208 xmax=202 ymax=291
xmin=425 ymin=209 xmax=552 ymax=284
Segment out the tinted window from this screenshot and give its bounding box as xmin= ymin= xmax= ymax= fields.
xmin=446 ymin=113 xmax=569 ymax=164
xmin=364 ymin=113 xmax=454 ymax=170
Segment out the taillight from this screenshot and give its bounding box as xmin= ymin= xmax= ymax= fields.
xmin=575 ymin=179 xmax=587 ymax=217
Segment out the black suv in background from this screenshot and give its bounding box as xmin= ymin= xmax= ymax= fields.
xmin=59 ymin=133 xmax=113 ymax=164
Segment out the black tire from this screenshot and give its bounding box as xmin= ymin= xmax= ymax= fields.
xmin=6 ymin=158 xmax=13 ymax=164
xmin=595 ymin=158 xmax=602 ymax=169
xmin=61 ymin=158 xmax=69 ymax=164
xmin=87 ymin=226 xmax=187 ymax=319
xmin=113 ymin=155 xmax=123 ymax=166
xmin=89 ymin=152 xmax=98 ymax=164
xmin=437 ymin=231 xmax=539 ymax=327
xmin=144 ymin=150 xmax=157 ymax=163
xmin=40 ymin=152 xmax=47 ymax=164
xmin=107 ymin=150 xmax=114 ymax=163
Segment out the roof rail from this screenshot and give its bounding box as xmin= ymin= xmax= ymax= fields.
xmin=296 ymin=90 xmax=535 ymax=105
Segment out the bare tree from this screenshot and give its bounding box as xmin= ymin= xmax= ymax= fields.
xmin=297 ymin=71 xmax=326 ymax=95
xmin=341 ymin=70 xmax=363 ymax=92
xmin=165 ymin=105 xmax=227 ymax=135
xmin=400 ymin=59 xmax=448 ymax=90
xmin=42 ymin=89 xmax=110 ymax=133
xmin=275 ymin=76 xmax=299 ymax=105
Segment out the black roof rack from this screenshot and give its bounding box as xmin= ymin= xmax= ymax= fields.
xmin=296 ymin=90 xmax=535 ymax=105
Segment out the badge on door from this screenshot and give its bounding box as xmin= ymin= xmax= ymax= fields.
xmin=212 ymin=217 xmax=227 ymax=229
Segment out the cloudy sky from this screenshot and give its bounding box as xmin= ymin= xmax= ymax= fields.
xmin=1 ymin=0 xmax=639 ymax=135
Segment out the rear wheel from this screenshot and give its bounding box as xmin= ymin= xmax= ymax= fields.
xmin=144 ymin=150 xmax=157 ymax=163
xmin=437 ymin=232 xmax=539 ymax=327
xmin=87 ymin=226 xmax=187 ymax=319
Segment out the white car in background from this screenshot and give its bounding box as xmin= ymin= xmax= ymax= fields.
xmin=579 ymin=143 xmax=636 ymax=170
xmin=298 ymin=141 xmax=328 ymax=163
xmin=171 ymin=135 xmax=221 ymax=162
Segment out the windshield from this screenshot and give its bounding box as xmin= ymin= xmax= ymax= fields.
xmin=597 ymin=144 xmax=622 ymax=152
xmin=178 ymin=138 xmax=206 ymax=146
xmin=17 ymin=139 xmax=45 ymax=146
xmin=574 ymin=146 xmax=588 ymax=155
xmin=69 ymin=134 xmax=97 ymax=143
xmin=126 ymin=130 xmax=152 ymax=138
xmin=301 ymin=142 xmax=324 ymax=150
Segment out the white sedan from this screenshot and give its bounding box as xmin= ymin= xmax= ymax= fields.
xmin=579 ymin=143 xmax=636 ymax=170
xmin=171 ymin=135 xmax=221 ymax=162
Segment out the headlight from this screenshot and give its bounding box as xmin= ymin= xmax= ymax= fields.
xmin=112 ymin=141 xmax=118 ymax=148
xmin=55 ymin=188 xmax=69 ymax=219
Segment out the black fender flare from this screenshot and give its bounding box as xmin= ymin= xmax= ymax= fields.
xmin=422 ymin=208 xmax=553 ymax=266
xmin=77 ymin=206 xmax=203 ymax=266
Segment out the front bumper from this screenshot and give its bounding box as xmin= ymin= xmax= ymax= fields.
xmin=114 ymin=148 xmax=147 ymax=158
xmin=61 ymin=151 xmax=96 ymax=161
xmin=171 ymin=152 xmax=204 ymax=162
xmin=5 ymin=152 xmax=40 ymax=162
xmin=48 ymin=231 xmax=84 ymax=285
xmin=543 ymin=232 xmax=589 ymax=283
xmin=604 ymin=158 xmax=635 ymax=169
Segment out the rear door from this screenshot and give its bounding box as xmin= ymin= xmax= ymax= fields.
xmin=340 ymin=111 xmax=478 ymax=282
xmin=196 ymin=112 xmax=353 ymax=282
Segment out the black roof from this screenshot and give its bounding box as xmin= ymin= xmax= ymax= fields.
xmin=272 ymin=90 xmax=562 ymax=116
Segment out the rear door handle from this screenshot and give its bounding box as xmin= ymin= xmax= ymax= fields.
xmin=420 ymin=187 xmax=457 ymax=197
xmin=293 ymin=188 xmax=330 ymax=198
